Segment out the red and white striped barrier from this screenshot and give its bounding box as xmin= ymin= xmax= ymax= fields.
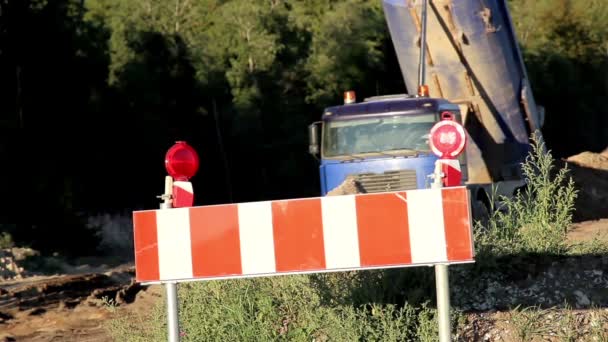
xmin=133 ymin=187 xmax=474 ymax=283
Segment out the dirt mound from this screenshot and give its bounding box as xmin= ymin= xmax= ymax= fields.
xmin=566 ymin=151 xmax=608 ymax=170
xmin=563 ymin=150 xmax=608 ymax=222
xmin=0 ymin=263 xmax=146 ymax=341
xmin=326 ymin=176 xmax=365 ymax=196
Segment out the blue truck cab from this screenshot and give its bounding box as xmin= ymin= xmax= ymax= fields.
xmin=308 ymin=94 xmax=466 ymax=195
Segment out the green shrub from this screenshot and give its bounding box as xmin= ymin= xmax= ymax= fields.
xmin=475 ymin=131 xmax=578 ymax=256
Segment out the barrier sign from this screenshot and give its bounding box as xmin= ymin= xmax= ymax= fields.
xmin=133 ymin=186 xmax=474 ymax=284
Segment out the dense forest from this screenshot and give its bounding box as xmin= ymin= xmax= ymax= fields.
xmin=0 ymin=0 xmax=606 ymax=255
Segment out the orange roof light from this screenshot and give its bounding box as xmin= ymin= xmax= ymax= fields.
xmin=418 ymin=85 xmax=429 ymax=97
xmin=344 ymin=90 xmax=356 ymax=104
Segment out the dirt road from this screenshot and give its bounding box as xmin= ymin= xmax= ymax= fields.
xmin=0 ymin=263 xmax=163 ymax=342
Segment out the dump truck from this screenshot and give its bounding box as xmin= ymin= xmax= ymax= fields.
xmin=308 ymin=0 xmax=544 ymax=213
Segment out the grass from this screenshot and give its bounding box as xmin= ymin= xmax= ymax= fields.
xmin=506 ymin=304 xmax=608 ymax=342
xmin=106 ymin=275 xmax=463 ymax=342
xmin=567 ymin=232 xmax=608 ymax=255
xmin=105 ymin=303 xmax=165 ymax=342
xmin=107 ymin=130 xmax=605 ymax=341
xmin=509 ymin=305 xmax=553 ymax=341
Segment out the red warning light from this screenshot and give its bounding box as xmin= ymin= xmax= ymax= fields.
xmin=429 ymin=112 xmax=467 ymax=159
xmin=165 ymin=141 xmax=200 ymax=181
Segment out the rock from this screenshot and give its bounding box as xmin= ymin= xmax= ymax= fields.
xmin=573 ymin=290 xmax=591 ymax=306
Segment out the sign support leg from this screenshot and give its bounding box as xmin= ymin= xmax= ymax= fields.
xmin=435 ymin=264 xmax=451 ymax=342
xmin=159 ymin=176 xmax=180 ymax=342
xmin=431 ymin=161 xmax=451 ymax=342
xmin=165 ymin=281 xmax=180 ymax=342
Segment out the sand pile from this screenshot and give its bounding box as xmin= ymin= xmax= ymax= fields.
xmin=564 ymin=149 xmax=608 ymax=221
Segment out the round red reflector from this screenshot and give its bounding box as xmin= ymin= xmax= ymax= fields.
xmin=165 ymin=141 xmax=200 ymax=181
xmin=429 ymin=116 xmax=466 ymax=158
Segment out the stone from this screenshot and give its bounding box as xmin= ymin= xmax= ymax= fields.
xmin=573 ymin=290 xmax=591 ymax=306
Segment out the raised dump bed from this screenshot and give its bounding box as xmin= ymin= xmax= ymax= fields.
xmin=383 ymin=0 xmax=544 ymax=185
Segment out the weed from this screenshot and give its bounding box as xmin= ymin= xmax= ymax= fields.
xmin=101 ymin=296 xmax=118 ymax=312
xmin=556 ymin=303 xmax=583 ymax=341
xmin=475 ymin=131 xmax=578 ymax=258
xmin=509 ymin=305 xmax=553 ymax=341
xmin=589 ymin=308 xmax=608 ymax=341
xmin=105 ymin=298 xmax=165 ymax=341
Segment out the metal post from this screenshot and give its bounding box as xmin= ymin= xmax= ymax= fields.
xmin=431 ymin=161 xmax=451 ymax=342
xmin=418 ymin=0 xmax=428 ymax=89
xmin=159 ymin=176 xmax=180 ymax=342
xmin=165 ymin=281 xmax=180 ymax=342
xmin=435 ymin=264 xmax=451 ymax=342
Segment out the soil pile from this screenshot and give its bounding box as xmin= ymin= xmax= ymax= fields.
xmin=326 ymin=176 xmax=365 ymax=196
xmin=0 ymin=262 xmax=146 ymax=341
xmin=564 ymin=150 xmax=608 ymax=222
xmin=566 ymin=150 xmax=608 ymax=170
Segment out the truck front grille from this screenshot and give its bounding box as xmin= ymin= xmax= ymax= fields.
xmin=352 ymin=169 xmax=418 ymax=193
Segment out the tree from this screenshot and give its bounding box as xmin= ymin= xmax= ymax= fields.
xmin=295 ymin=0 xmax=386 ymax=105
xmin=509 ymin=0 xmax=608 ymax=156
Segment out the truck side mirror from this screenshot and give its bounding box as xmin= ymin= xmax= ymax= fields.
xmin=308 ymin=122 xmax=321 ymax=156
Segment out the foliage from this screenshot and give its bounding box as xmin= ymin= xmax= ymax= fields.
xmin=508 ymin=305 xmax=553 ymax=341
xmin=506 ymin=305 xmax=608 ymax=342
xmin=475 ymin=131 xmax=578 ymax=256
xmin=107 ymin=274 xmax=466 ymax=341
xmin=298 ymin=0 xmax=385 ymax=105
xmin=508 ymin=0 xmax=608 ymax=156
xmin=106 ymin=300 xmax=166 ymax=341
xmin=567 ymin=233 xmax=608 ymax=255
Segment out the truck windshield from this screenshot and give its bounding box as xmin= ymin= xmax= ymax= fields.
xmin=322 ymin=114 xmax=437 ymax=158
